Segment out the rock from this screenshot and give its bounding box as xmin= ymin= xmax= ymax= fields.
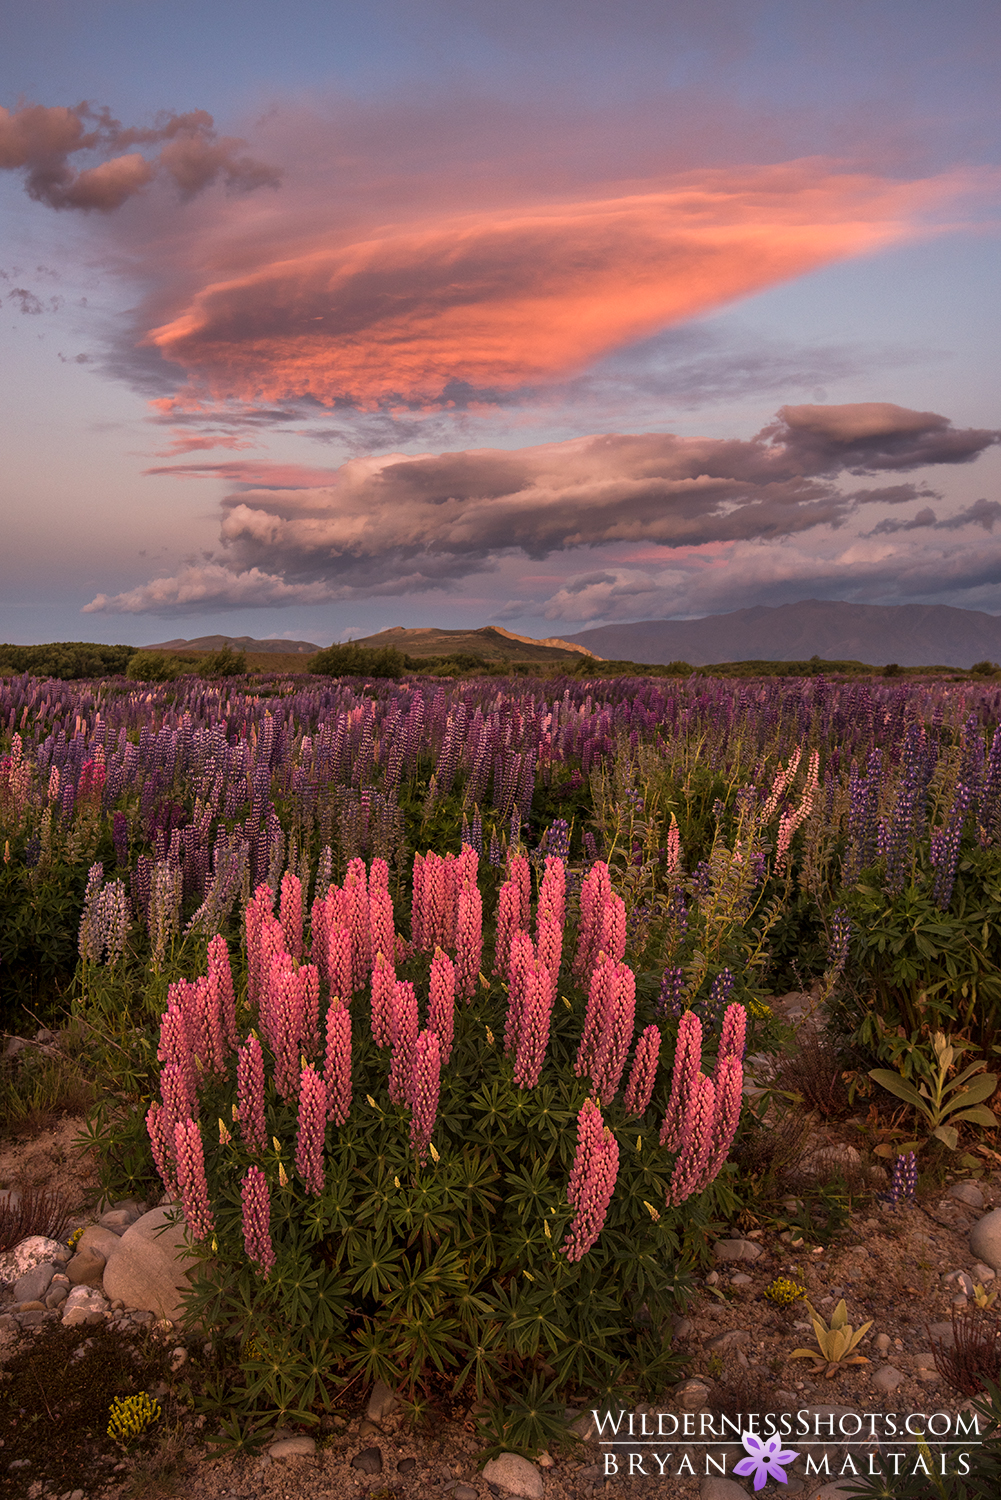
xmin=351 ymin=1446 xmax=383 ymax=1475
xmin=811 ymin=1484 xmax=860 ymax=1499
xmin=18 ymin=1300 xmax=47 ymax=1312
xmin=19 ymin=1310 xmax=49 ymax=1327
xmin=713 ymin=1239 xmax=763 ymax=1263
xmin=358 ymin=1418 xmax=380 ymax=1438
xmin=78 ymin=1225 xmax=125 ymax=1259
xmin=802 ymin=1145 xmax=862 ymax=1176
xmin=704 ymin=1329 xmax=751 ymax=1351
xmin=45 ymin=1284 xmax=69 ymax=1309
xmin=0 ymin=1313 xmax=17 ymax=1338
xmin=98 ymin=1209 xmax=138 ymax=1234
xmin=397 ymin=1457 xmax=417 ymax=1473
xmin=13 ymin=1262 xmax=56 ymax=1303
xmin=872 ymin=1366 xmax=904 ymax=1392
xmin=0 ymin=1235 xmax=64 ymax=1285
xmin=874 ymin=1333 xmax=891 ymax=1356
xmin=66 ymin=1248 xmax=106 ymax=1286
xmin=671 ymin=1316 xmax=694 ymax=1340
xmin=731 ymin=1273 xmax=753 ymax=1286
xmin=674 ymin=1378 xmax=711 ymax=1410
xmin=101 ymin=1205 xmax=200 ymax=1322
xmin=168 ymin=1347 xmax=187 ymax=1374
xmin=950 ymin=1182 xmax=985 ymax=1210
xmin=972 ymin=1262 xmax=996 ymax=1282
xmin=569 ymin=1411 xmax=598 ymax=1442
xmin=269 ymin=1437 xmax=316 ymax=1458
xmin=366 ymin=1378 xmax=399 ymax=1423
xmin=482 ymin=1453 xmax=544 ymax=1499
xmin=970 ymin=1209 xmax=1001 ymax=1272
xmin=928 ymin=1322 xmax=956 ymax=1348
xmin=700 ymin=1480 xmax=751 ymax=1499
xmin=453 ymin=1487 xmax=478 ymax=1500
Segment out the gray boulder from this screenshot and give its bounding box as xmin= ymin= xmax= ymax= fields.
xmin=713 ymin=1239 xmax=763 ymax=1263
xmin=78 ymin=1225 xmax=124 ymax=1259
xmin=12 ymin=1262 xmax=55 ymax=1303
xmin=970 ymin=1209 xmax=1001 ymax=1272
xmin=482 ymin=1453 xmax=544 ymax=1499
xmin=0 ymin=1236 xmax=64 ymax=1285
xmin=101 ymin=1205 xmax=200 ymax=1322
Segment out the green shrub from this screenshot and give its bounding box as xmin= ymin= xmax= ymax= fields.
xmin=0 ymin=641 xmax=136 ymax=680
xmin=309 ymin=643 xmax=407 ymax=679
xmin=125 ymin=650 xmax=182 ymax=683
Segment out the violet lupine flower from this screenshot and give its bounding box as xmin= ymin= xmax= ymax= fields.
xmin=148 ymin=859 xmax=183 ymax=967
xmin=388 ymin=980 xmax=419 ymax=1104
xmin=241 ymin=1165 xmax=275 ymax=1276
xmin=657 ymin=965 xmax=686 ymax=1018
xmin=236 ymin=1036 xmax=267 ymax=1153
xmin=504 ymin=930 xmax=535 ymax=1056
xmin=207 ymin=935 xmax=238 ymax=1049
xmin=294 ymin=1065 xmax=327 ymax=1195
xmin=659 ymin=1010 xmax=703 ymax=1151
xmin=668 ymin=1072 xmax=715 ymax=1206
xmin=99 ymin=880 xmax=130 ymax=964
xmin=883 ymin=721 xmax=932 ymax=896
xmin=701 ymin=968 xmax=734 ymax=1033
xmin=455 ymin=879 xmax=482 ymax=1001
xmin=589 ymin=961 xmax=636 ymax=1105
xmin=930 ymin=780 xmax=972 ymax=909
xmin=146 ymin=1102 xmax=178 ymax=1197
xmin=824 ymin=908 xmax=852 ymax=987
xmin=561 ymin=1100 xmax=619 ymax=1263
xmin=512 ymin=962 xmax=554 ymax=1090
xmin=545 ymin=818 xmax=570 ymax=864
xmin=370 ymin=951 xmax=397 ymax=1048
xmin=409 ymin=1029 xmax=441 ymax=1160
xmin=112 ymin=810 xmax=129 ymax=867
xmin=624 ymin=1025 xmax=661 ymax=1118
xmin=174 ymin=1118 xmax=215 ymax=1240
xmin=886 ymin=1150 xmax=917 ymax=1206
xmin=717 ymin=1002 xmax=747 ymax=1064
xmin=280 ymin=871 xmax=304 ymax=960
xmin=323 ymin=998 xmax=352 ymax=1125
xmin=429 ymin=948 xmax=456 ymax=1063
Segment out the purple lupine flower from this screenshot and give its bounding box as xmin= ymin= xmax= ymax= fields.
xmin=561 ymin=1100 xmax=619 ymax=1263
xmin=659 ymin=1009 xmax=702 ymax=1151
xmin=429 ymin=948 xmax=456 ymax=1064
xmin=409 ymin=1029 xmax=441 ymax=1160
xmin=825 ymin=908 xmax=852 ymax=985
xmin=657 ymin=965 xmax=686 ymax=1018
xmin=174 ymin=1118 xmax=214 ymax=1240
xmin=112 ymin=810 xmax=129 ymax=867
xmin=323 ymin=998 xmax=352 ymax=1125
xmin=930 ymin=780 xmax=972 ymax=908
xmin=624 ymin=1025 xmax=661 ymax=1118
xmin=294 ymin=1065 xmax=327 ymax=1195
xmin=668 ymin=1072 xmax=715 ymax=1206
xmin=700 ymin=968 xmax=734 ymax=1033
xmin=241 ymin=1165 xmax=275 ymax=1277
xmin=886 ymin=1150 xmax=917 ymax=1206
xmin=236 ymin=1037 xmax=267 ymax=1153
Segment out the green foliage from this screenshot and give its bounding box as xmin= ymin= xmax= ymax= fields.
xmin=125 ymin=649 xmax=183 ymax=683
xmin=868 ymin=1030 xmax=998 ymax=1151
xmin=841 ymin=1378 xmax=1001 ymax=1498
xmin=195 ymin=646 xmax=248 ymax=678
xmin=309 ymin=643 xmax=407 ymax=679
xmin=790 ymin=1298 xmax=873 ymax=1377
xmin=0 ymin=857 xmax=91 ymax=1029
xmin=108 ymin=1392 xmax=162 ymax=1448
xmin=0 ymin=640 xmax=137 ymax=679
xmin=971 ymin=660 xmax=1000 ymax=677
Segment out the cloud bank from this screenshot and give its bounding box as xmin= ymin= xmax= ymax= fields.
xmin=0 ymin=102 xmax=279 ymax=211
xmin=83 ymin=402 xmax=1000 ymax=615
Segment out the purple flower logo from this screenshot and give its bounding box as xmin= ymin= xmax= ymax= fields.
xmin=733 ymin=1431 xmax=799 ymax=1490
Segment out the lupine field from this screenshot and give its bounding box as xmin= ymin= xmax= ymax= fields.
xmin=4 ymin=662 xmax=1001 ymax=1446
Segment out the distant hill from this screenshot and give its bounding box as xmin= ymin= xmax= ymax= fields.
xmin=145 ymin=634 xmax=320 ymax=655
xmin=566 ymin=601 xmax=1001 ymax=669
xmin=347 ymin=626 xmax=599 ymax=663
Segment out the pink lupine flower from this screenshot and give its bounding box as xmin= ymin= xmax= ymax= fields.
xmin=207 ymin=934 xmax=237 ymax=1048
xmin=538 ymin=855 xmax=566 ymax=929
xmin=369 ymin=888 xmax=395 ymax=977
xmin=597 ymin=894 xmax=626 ymax=965
xmin=536 ymin=915 xmax=563 ymax=990
xmin=345 ymin=858 xmax=370 ymax=985
xmin=573 ymin=861 xmax=612 ymax=979
xmin=590 ymin=961 xmax=636 ymax=1105
xmin=697 ymin=1054 xmax=743 ymax=1190
xmin=411 ymin=853 xmax=427 ymax=952
xmin=504 ymin=930 xmax=535 ymax=1055
xmin=370 ymin=951 xmax=397 ymax=1048
xmin=659 ymin=1009 xmax=702 ymax=1150
xmin=388 ymin=980 xmax=419 ymax=1104
xmin=575 ymin=956 xmax=615 ymax=1079
xmin=370 ymin=857 xmax=389 ymax=893
xmin=241 ymin=1165 xmax=275 ymax=1276
xmin=409 ymin=1029 xmax=441 ymax=1160
xmin=280 ymin=871 xmax=303 ymax=960
xmin=668 ymin=1072 xmax=715 ymax=1206
xmin=561 ymin=1099 xmax=619 ymax=1263
xmin=294 ymin=1065 xmax=327 ymax=1195
xmin=309 ymin=887 xmax=334 ymax=984
xmin=197 ymin=973 xmax=228 ymax=1078
xmin=324 ymin=998 xmax=352 ymax=1125
xmin=236 ymin=1036 xmax=267 ymax=1153
xmin=327 ymin=924 xmax=353 ymax=1003
xmin=493 ymin=879 xmax=522 ymax=976
xmin=717 ymin=1002 xmax=747 ymax=1064
xmin=158 ymin=999 xmax=198 ymax=1104
xmin=301 ymin=963 xmax=321 ymax=1054
xmin=146 ymin=1102 xmax=178 ymax=1197
xmin=665 ymin=816 xmax=681 ymax=876
xmin=160 ymin=1059 xmax=198 ymax=1134
xmin=265 ymin=952 xmax=306 ymax=1100
xmin=512 ymin=962 xmax=554 ymax=1090
xmin=245 ymin=883 xmax=275 ymax=1007
xmin=429 ymin=948 xmax=456 ymax=1063
xmin=624 ymin=1024 xmax=661 ymax=1118
xmin=761 ymin=747 xmax=802 ymax=821
xmin=455 ymin=879 xmax=482 ymax=1001
xmin=508 ymin=852 xmax=531 ymax=927
xmin=174 ymin=1118 xmax=214 ymax=1240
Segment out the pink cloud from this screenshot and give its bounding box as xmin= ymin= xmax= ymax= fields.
xmin=141 ymin=458 xmax=340 ymax=486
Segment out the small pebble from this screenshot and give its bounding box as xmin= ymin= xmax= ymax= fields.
xmin=352 ymin=1446 xmax=383 ymax=1475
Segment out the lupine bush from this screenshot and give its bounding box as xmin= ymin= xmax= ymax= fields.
xmin=137 ymin=851 xmax=750 ymax=1440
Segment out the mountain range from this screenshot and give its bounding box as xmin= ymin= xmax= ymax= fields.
xmin=566 ymin=600 xmax=1001 ymax=668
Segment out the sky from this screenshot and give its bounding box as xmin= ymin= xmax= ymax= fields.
xmin=2 ymin=0 xmax=1000 ymax=648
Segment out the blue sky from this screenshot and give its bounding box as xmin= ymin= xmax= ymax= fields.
xmin=1 ymin=0 xmax=999 ymax=646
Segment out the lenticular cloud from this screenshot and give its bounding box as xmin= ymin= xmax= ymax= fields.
xmin=83 ymin=403 xmax=1000 ymax=616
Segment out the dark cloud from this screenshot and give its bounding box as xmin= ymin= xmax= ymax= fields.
xmin=83 ymin=401 xmax=1001 ymax=614
xmin=868 ymin=497 xmax=1001 ymax=536
xmin=0 ymin=102 xmax=280 ymax=212
xmin=8 ymin=288 xmax=43 ymax=314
